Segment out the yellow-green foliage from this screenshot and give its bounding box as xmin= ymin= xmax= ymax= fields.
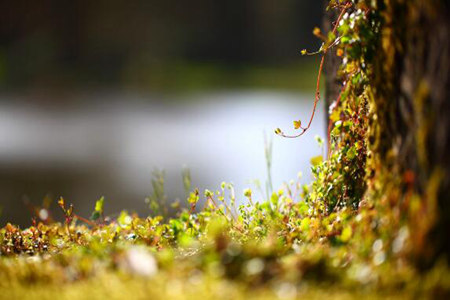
xmin=1 ymin=184 xmax=448 ymax=298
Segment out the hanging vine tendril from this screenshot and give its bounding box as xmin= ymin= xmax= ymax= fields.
xmin=275 ymin=2 xmax=352 ymax=139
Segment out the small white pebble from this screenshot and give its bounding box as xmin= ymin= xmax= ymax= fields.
xmin=244 ymin=258 xmax=265 ymax=276
xmin=39 ymin=209 xmax=49 ymax=221
xmin=372 ymin=239 xmax=383 ymax=252
xmin=373 ymin=251 xmax=386 ymax=266
xmin=276 ymin=282 xmax=297 ymax=299
xmin=120 ymin=246 xmax=158 ymax=277
xmin=26 ymin=256 xmax=41 ymax=263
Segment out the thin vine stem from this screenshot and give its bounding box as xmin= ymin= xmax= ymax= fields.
xmin=278 ymin=3 xmax=351 ymax=139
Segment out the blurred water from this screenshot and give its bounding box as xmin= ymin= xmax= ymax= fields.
xmin=0 ymin=91 xmax=325 ymax=225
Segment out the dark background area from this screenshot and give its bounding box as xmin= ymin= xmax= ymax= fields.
xmin=0 ymin=0 xmax=322 ymax=92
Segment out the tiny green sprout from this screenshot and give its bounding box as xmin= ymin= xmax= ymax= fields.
xmin=277 ymin=189 xmax=284 ymax=197
xmin=313 ymin=27 xmax=326 ymax=41
xmin=66 ymin=204 xmax=73 ymax=219
xmin=313 ymin=27 xmax=321 ymax=36
xmin=57 ymin=197 xmax=65 ymax=208
xmin=118 ymin=210 xmax=132 ymax=227
xmin=243 ymin=188 xmax=252 ymax=198
xmin=340 ymin=226 xmax=353 ymax=243
xmin=188 ymin=189 xmax=200 ymax=204
xmin=300 ymin=217 xmax=311 ymax=231
xmin=188 ymin=188 xmax=199 ymax=213
xmin=293 ymin=120 xmax=302 ymax=130
xmin=274 ymin=128 xmax=282 ymax=135
xmin=301 ymin=49 xmax=307 ymax=55
xmin=95 ymin=196 xmax=104 ymax=212
xmin=221 ymin=181 xmax=226 ymax=190
xmin=90 ymin=196 xmax=105 ymax=221
xmin=310 ymin=155 xmax=323 ymax=167
xmin=204 ymin=189 xmax=214 ymax=198
xmin=314 ymin=135 xmax=324 ymax=148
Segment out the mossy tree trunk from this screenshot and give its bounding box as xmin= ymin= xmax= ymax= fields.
xmin=322 ymin=1 xmax=341 ymax=132
xmin=366 ymin=0 xmax=449 ymax=269
xmin=324 ymin=0 xmax=449 ymax=269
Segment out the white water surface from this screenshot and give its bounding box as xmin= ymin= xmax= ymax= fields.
xmin=0 ymin=90 xmax=325 ymax=224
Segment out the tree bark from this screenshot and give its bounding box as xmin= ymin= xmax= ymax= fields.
xmin=323 ymin=0 xmax=449 ymax=268
xmin=322 ymin=1 xmax=342 ymax=133
xmin=370 ymin=0 xmax=450 ymax=268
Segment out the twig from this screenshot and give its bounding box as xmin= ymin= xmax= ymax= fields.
xmin=278 ymin=3 xmax=351 ymax=139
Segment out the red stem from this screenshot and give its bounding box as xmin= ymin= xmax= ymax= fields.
xmin=73 ymin=213 xmax=97 ymax=227
xmin=280 ymin=3 xmax=351 ymax=139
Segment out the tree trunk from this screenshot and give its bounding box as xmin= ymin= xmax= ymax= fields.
xmin=322 ymin=1 xmax=342 ymax=133
xmin=369 ymin=0 xmax=449 ymax=268
xmin=323 ymin=0 xmax=449 ymax=268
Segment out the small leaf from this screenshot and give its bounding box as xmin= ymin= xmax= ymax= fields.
xmin=94 ymin=196 xmax=105 ymax=213
xmin=300 ymin=217 xmax=311 ymax=231
xmin=67 ymin=204 xmax=73 ymax=217
xmin=327 ymin=31 xmax=336 ymax=42
xmin=274 ymin=128 xmax=282 ymax=135
xmin=310 ymin=155 xmax=323 ymax=167
xmin=90 ymin=211 xmax=101 ymax=221
xmin=340 ymin=226 xmax=352 ymax=242
xmin=314 ymin=135 xmax=324 ymax=147
xmin=293 ymin=120 xmax=302 ymax=129
xmin=188 ymin=189 xmax=200 ymax=204
xmin=340 ymin=36 xmax=351 ymax=44
xmin=313 ymin=27 xmax=322 ymax=37
xmin=270 ymin=192 xmax=279 ymax=206
xmin=346 ymin=146 xmax=357 ymax=160
xmin=204 ymin=189 xmax=213 ymax=198
xmin=330 ymin=110 xmax=340 ymax=122
xmin=91 ymin=196 xmax=104 ymax=220
xmin=58 ymin=197 xmax=65 ymax=208
xmin=118 ymin=210 xmax=132 ymax=226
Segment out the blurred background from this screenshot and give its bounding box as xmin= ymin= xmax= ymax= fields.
xmin=0 ymin=0 xmax=324 ymax=225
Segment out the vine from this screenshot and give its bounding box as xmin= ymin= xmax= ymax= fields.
xmin=274 ymin=2 xmax=351 ymax=139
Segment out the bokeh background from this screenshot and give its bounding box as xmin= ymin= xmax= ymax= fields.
xmin=0 ymin=1 xmax=324 ymax=225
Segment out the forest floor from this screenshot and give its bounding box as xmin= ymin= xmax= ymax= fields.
xmin=1 ymin=193 xmax=448 ymax=299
